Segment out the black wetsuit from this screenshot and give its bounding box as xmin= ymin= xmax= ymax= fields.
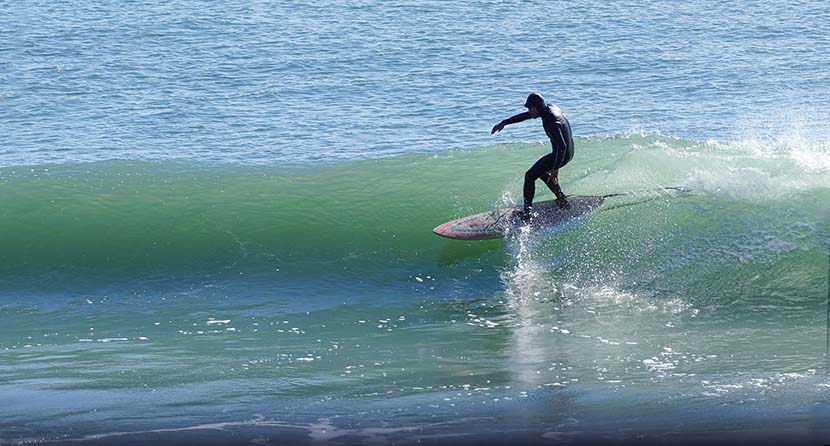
xmin=501 ymin=102 xmax=574 ymax=211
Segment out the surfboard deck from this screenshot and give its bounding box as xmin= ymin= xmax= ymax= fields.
xmin=432 ymin=195 xmax=604 ymax=240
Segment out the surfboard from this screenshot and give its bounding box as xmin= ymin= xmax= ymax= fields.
xmin=433 ymin=195 xmax=604 ymax=240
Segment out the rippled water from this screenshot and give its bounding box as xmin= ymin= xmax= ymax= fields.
xmin=2 ymin=1 xmax=829 ymax=166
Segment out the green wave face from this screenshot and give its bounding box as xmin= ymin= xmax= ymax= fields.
xmin=1 ymin=134 xmax=827 ymax=300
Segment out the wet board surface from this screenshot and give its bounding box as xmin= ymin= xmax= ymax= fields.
xmin=432 ymin=195 xmax=604 ymax=240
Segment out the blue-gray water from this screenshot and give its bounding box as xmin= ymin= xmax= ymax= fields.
xmin=1 ymin=1 xmax=829 ymax=445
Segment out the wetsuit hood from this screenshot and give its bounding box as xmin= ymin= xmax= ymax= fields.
xmin=524 ymin=92 xmax=547 ymax=112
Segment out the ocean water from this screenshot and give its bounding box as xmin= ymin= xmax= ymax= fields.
xmin=2 ymin=1 xmax=830 ymax=445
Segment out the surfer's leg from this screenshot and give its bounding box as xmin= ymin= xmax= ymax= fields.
xmin=542 ymin=168 xmax=560 ymax=192
xmin=543 ymin=169 xmax=567 ymax=200
xmin=524 ymin=154 xmax=557 ymax=213
xmin=523 ymin=171 xmax=536 ymax=211
xmin=540 ymin=158 xmax=570 ymax=209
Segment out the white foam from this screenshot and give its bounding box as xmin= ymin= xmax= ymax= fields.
xmin=206 ymin=319 xmax=230 ymax=325
xmin=683 ymin=130 xmax=830 ymax=199
xmin=97 ymin=338 xmax=129 ymax=343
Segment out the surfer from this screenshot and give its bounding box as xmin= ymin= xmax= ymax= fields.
xmin=491 ymin=92 xmax=574 ymax=222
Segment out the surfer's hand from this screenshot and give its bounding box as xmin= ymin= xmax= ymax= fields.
xmin=555 ymin=197 xmax=571 ymax=210
xmin=491 ymin=122 xmax=505 ymax=134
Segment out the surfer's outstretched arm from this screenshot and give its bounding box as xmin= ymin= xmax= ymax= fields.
xmin=491 ymin=112 xmax=532 ymax=134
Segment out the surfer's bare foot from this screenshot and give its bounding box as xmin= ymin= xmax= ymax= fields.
xmin=555 ymin=197 xmax=570 ymax=209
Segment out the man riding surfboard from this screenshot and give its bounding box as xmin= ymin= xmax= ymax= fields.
xmin=491 ymin=93 xmax=574 ymax=222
